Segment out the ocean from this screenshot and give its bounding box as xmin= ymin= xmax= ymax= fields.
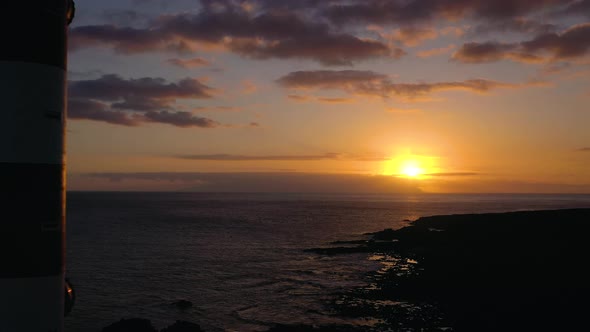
xmin=64 ymin=192 xmax=590 ymax=331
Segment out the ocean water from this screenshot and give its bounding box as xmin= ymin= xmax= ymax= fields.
xmin=65 ymin=192 xmax=590 ymax=331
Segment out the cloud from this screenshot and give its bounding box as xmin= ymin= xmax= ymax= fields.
xmin=241 ymin=80 xmax=258 ymax=94
xmin=131 ymin=0 xmax=161 ymax=3
xmin=277 ymin=70 xmax=387 ymax=88
xmin=69 ymin=74 xmax=214 ymax=102
xmin=110 ymin=97 xmax=172 ymax=112
xmin=453 ymin=23 xmax=590 ymax=63
xmin=471 ymin=0 xmax=568 ymax=19
xmin=69 ymin=0 xmax=588 ymax=67
xmin=287 ymin=94 xmax=309 ymax=102
xmin=71 ymin=171 xmax=590 ymax=193
xmin=440 ymin=26 xmax=467 ymax=37
xmin=227 ymin=33 xmax=393 ymax=66
xmin=388 ymin=27 xmax=438 ymax=47
xmin=425 ymin=172 xmax=479 ymax=176
xmin=522 ymin=23 xmax=590 ymax=58
xmin=69 ymin=25 xmax=174 ymax=54
xmin=193 ymin=106 xmax=241 ymax=112
xmin=325 ymin=1 xmax=445 ymax=25
xmin=68 ymin=74 xmax=220 ymax=128
xmin=577 ymin=147 xmax=590 ymax=152
xmin=175 ymin=152 xmax=389 ymax=161
xmin=256 ymin=0 xmax=327 ymax=12
xmin=101 ymin=9 xmax=148 ymax=26
xmin=75 ymin=171 xmax=422 ymax=193
xmin=473 ymin=17 xmax=558 ymax=35
xmin=317 ymin=97 xmax=354 ymax=104
xmin=323 ymin=0 xmax=570 ymax=26
xmin=68 ymin=69 xmax=105 ymax=80
xmin=453 ymin=42 xmax=511 ymax=63
xmin=142 ymin=111 xmax=219 ymax=128
xmin=71 ymin=7 xmax=395 ymax=66
xmin=388 ymin=80 xmax=520 ymax=96
xmin=167 ymin=57 xmax=211 ymax=68
xmin=556 ymin=0 xmax=590 ymax=18
xmin=452 ymin=41 xmax=544 ymax=63
xmin=177 ymin=153 xmax=343 ymax=161
xmin=367 ymin=25 xmax=438 ymax=48
xmin=277 ymin=70 xmax=522 ymax=99
xmin=156 ymin=9 xmax=326 ymax=44
xmin=417 ymin=44 xmax=456 ymax=58
xmin=68 ymin=99 xmax=140 ymax=126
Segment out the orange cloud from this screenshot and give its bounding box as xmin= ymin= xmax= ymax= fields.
xmin=241 ymin=80 xmax=258 ymax=94
xmin=287 ymin=94 xmax=310 ymax=102
xmin=392 ymin=27 xmax=438 ymax=47
xmin=440 ymin=26 xmax=466 ymax=37
xmin=369 ymin=25 xmax=438 ymax=47
xmin=317 ymin=97 xmax=354 ymax=104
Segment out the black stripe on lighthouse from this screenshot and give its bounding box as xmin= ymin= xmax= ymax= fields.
xmin=0 ymin=163 xmax=64 ymax=278
xmin=0 ymin=1 xmax=68 ymax=69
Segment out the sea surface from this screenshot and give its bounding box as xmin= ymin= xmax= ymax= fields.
xmin=65 ymin=192 xmax=590 ymax=331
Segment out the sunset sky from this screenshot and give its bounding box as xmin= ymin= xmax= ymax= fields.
xmin=66 ymin=0 xmax=590 ymax=193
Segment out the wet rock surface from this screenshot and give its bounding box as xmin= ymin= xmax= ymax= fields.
xmin=102 ymin=318 xmax=158 ymax=332
xmin=102 ymin=319 xmax=202 ymax=332
xmin=171 ymin=300 xmax=193 ymax=310
xmin=160 ymin=320 xmax=203 ymax=332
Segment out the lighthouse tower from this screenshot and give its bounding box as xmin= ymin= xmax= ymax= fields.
xmin=0 ymin=1 xmax=73 ymax=330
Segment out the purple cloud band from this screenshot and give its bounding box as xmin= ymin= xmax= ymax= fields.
xmin=277 ymin=70 xmax=527 ymax=99
xmin=454 ymin=23 xmax=590 ymax=64
xmin=68 ymin=74 xmax=219 ymax=128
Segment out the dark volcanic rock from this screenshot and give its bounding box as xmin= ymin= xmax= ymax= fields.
xmin=102 ymin=318 xmax=157 ymax=332
xmin=330 ymin=208 xmax=590 ymax=331
xmin=161 ymin=320 xmax=203 ymax=332
xmin=103 ymin=319 xmax=203 ymax=332
xmin=171 ymin=300 xmax=193 ymax=310
xmin=266 ymin=324 xmax=363 ymax=331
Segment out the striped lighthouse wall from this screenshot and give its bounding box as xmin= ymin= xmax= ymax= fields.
xmin=0 ymin=1 xmax=69 ymax=331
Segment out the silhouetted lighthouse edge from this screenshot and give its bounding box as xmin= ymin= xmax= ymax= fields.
xmin=0 ymin=1 xmax=73 ymax=330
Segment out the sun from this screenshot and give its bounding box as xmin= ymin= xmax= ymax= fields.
xmin=380 ymin=154 xmax=435 ymax=178
xmin=400 ymin=160 xmax=423 ymax=178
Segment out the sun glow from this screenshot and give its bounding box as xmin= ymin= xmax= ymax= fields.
xmin=401 ymin=161 xmax=423 ymax=178
xmin=381 ymin=154 xmax=439 ymax=178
